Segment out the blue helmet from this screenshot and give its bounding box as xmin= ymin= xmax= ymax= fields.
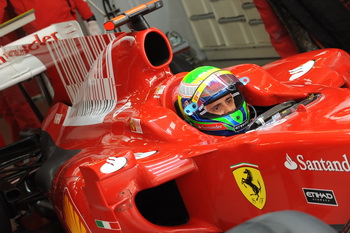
xmin=177 ymin=66 xmax=250 ymax=136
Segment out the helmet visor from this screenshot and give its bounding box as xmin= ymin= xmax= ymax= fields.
xmin=196 ymin=73 xmax=243 ymax=116
xmin=193 ymin=72 xmax=240 ymax=105
xmin=183 ymin=71 xmax=242 ymax=116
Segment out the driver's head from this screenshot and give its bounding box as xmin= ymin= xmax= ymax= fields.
xmin=177 ymin=66 xmax=250 ymax=136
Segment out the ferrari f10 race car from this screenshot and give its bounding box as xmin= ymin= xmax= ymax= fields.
xmin=0 ymin=1 xmax=350 ymax=232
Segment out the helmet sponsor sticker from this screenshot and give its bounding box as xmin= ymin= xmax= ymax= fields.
xmin=230 ymin=163 xmax=266 ymax=209
xmin=195 ymin=122 xmax=226 ymax=130
xmin=302 ymin=188 xmax=338 ymax=206
xmin=284 ymin=153 xmax=350 ymax=172
xmin=193 ymin=90 xmax=201 ymax=102
xmin=233 ymin=119 xmax=249 ymax=131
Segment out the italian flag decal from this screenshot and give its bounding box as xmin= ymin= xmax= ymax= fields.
xmin=95 ymin=220 xmax=121 ymax=230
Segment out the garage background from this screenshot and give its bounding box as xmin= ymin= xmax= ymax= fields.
xmin=85 ymin=0 xmax=280 ymax=61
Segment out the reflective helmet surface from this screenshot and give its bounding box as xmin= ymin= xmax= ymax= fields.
xmin=177 ymin=66 xmax=250 ymax=136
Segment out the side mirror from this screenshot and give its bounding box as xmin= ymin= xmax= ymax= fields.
xmin=104 ymin=0 xmax=163 ymax=31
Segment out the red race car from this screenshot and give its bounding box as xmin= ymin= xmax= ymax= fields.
xmin=0 ymin=1 xmax=350 ymax=232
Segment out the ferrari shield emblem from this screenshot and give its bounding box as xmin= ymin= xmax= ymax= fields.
xmin=231 ymin=163 xmax=266 ymax=209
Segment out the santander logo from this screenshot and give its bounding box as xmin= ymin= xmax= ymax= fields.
xmin=0 ymin=32 xmax=59 ymax=64
xmin=100 ymin=157 xmax=127 ymax=174
xmin=288 ymin=60 xmax=315 ymax=81
xmin=284 ymin=153 xmax=350 ymax=172
xmin=0 ymin=20 xmax=84 ymax=64
xmin=284 ymin=154 xmax=298 ymax=170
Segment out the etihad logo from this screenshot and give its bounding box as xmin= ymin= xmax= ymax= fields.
xmin=303 ymin=188 xmax=338 ymax=206
xmin=231 ymin=163 xmax=266 ymax=209
xmin=284 ymin=154 xmax=350 ymax=172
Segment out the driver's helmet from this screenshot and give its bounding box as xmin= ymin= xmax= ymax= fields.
xmin=177 ymin=66 xmax=250 ymax=136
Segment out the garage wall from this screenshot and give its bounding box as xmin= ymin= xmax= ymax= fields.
xmin=86 ymin=0 xmax=206 ymax=60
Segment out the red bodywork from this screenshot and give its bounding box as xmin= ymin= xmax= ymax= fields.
xmin=33 ymin=25 xmax=350 ymax=232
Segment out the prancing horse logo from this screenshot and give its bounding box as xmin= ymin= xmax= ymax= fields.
xmin=231 ymin=163 xmax=266 ymax=209
xmin=242 ymin=169 xmax=261 ymax=201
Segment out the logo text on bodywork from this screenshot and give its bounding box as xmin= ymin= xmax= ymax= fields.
xmin=303 ymin=188 xmax=338 ymax=206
